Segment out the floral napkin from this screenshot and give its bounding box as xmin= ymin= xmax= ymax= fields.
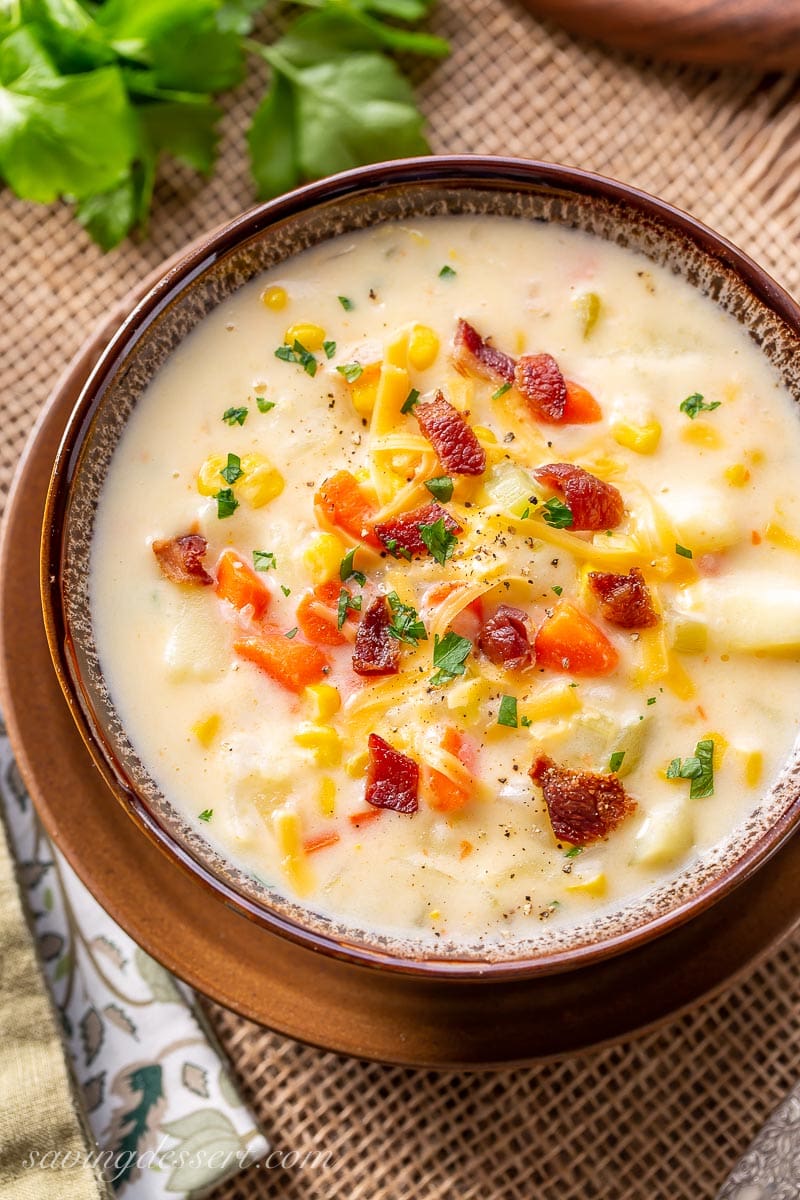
xmin=0 ymin=714 xmax=268 ymax=1197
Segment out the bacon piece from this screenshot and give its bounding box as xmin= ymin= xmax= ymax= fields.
xmin=152 ymin=534 xmax=212 ymax=585
xmin=374 ymin=502 xmax=461 ymax=558
xmin=530 ymin=754 xmax=636 ymax=845
xmin=353 ymin=596 xmax=400 ymax=676
xmin=588 ymin=567 xmax=659 ymax=629
xmin=453 ymin=318 xmax=515 ymax=384
xmin=534 ymin=462 xmax=624 ymax=531
xmin=477 ymin=604 xmax=533 ymax=670
xmin=415 ymin=390 xmax=486 ymax=476
xmin=515 ymin=353 xmax=567 ymax=422
xmin=365 ymin=733 xmax=419 ymax=814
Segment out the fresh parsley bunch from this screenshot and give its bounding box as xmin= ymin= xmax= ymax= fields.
xmin=0 ymin=0 xmax=448 ymax=250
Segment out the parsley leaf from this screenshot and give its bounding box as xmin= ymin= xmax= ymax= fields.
xmin=564 ymin=845 xmax=583 ymax=858
xmin=257 ymin=395 xmax=275 ymax=413
xmin=338 ymin=295 xmax=354 ymax=310
xmin=220 ymin=452 xmax=243 ymax=484
xmin=285 ymin=626 xmax=298 ymax=639
xmin=339 ymin=548 xmax=366 ymax=587
xmin=680 ymin=392 xmax=721 ymax=419
xmin=675 ymin=543 xmax=693 ymax=559
xmin=438 ymin=264 xmax=456 ymax=279
xmin=541 ymin=497 xmax=574 ymax=529
xmin=520 ymin=715 xmax=531 ymax=727
xmin=222 ymin=406 xmax=248 ymax=426
xmin=608 ymin=751 xmax=626 ymax=773
xmin=323 ymin=339 xmax=336 ymax=359
xmin=253 ymin=550 xmax=276 ymax=571
xmin=280 ymin=584 xmax=291 ymax=596
xmin=275 ymin=339 xmax=317 ymax=376
xmin=386 ymin=591 xmax=427 ymax=645
xmin=401 ymin=388 xmax=420 ymax=414
xmin=419 ymin=517 xmax=457 ymax=566
xmin=497 ymin=695 xmax=518 ymax=727
xmin=666 ymin=739 xmax=715 ymax=798
xmin=552 ymin=585 xmax=563 ymax=597
xmin=424 ymin=475 xmax=454 ymax=503
xmin=198 ymin=808 xmax=213 ymax=822
xmin=337 ymin=587 xmax=362 ymax=629
xmin=213 ymin=487 xmax=238 ymax=518
xmin=430 ymin=631 xmax=471 ymax=686
xmin=336 ymin=362 xmax=363 ymax=383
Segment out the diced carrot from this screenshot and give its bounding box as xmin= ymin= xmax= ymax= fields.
xmin=215 ymin=549 xmax=271 ymax=619
xmin=234 ymin=632 xmax=329 ymax=692
xmin=315 ymin=470 xmax=381 ymax=548
xmin=459 ymin=839 xmax=474 ymax=859
xmin=534 ymin=601 xmax=619 ymax=675
xmin=349 ymin=809 xmax=383 ymax=828
xmin=315 ymin=579 xmax=343 ymax=607
xmin=295 ymin=592 xmax=347 ymax=647
xmin=562 ymin=380 xmax=602 ymax=424
xmin=303 ymin=831 xmax=341 ymax=854
xmin=751 ymin=530 xmax=762 ymax=545
xmin=424 ymin=726 xmax=476 ymax=813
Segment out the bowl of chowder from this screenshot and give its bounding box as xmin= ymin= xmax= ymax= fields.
xmin=42 ymin=157 xmax=800 ymax=977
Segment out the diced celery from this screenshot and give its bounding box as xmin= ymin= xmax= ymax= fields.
xmin=670 ymin=616 xmax=708 ymax=655
xmin=481 ymin=463 xmax=539 ymax=517
xmin=573 ymin=291 xmax=602 ymax=338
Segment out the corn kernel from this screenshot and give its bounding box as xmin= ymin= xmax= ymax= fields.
xmin=318 ymin=776 xmax=336 ymax=817
xmin=765 ymin=521 xmax=800 ymax=554
xmin=262 ymin=285 xmax=287 ymax=311
xmin=473 ymin=425 xmax=498 ymax=444
xmin=744 ymin=750 xmax=763 ymax=788
xmin=701 ymin=731 xmax=728 ymax=771
xmin=747 ymin=448 xmax=766 ymax=466
xmin=197 ymin=453 xmax=229 ymax=496
xmin=724 ymin=463 xmax=750 ymax=487
xmin=385 ymin=328 xmax=409 ymax=368
xmin=681 ymin=421 xmax=722 ymax=449
xmin=303 ymin=532 xmax=346 ymax=585
xmin=407 ymin=324 xmax=440 ymax=371
xmin=272 ymin=808 xmax=313 ymax=895
xmin=285 ymin=322 xmax=325 ymax=351
xmin=239 ymin=455 xmax=284 ymax=508
xmin=304 ymin=683 xmax=341 ymax=721
xmin=566 ymin=869 xmax=607 ymax=898
xmin=344 ymin=750 xmax=370 ymax=778
xmin=429 ymin=909 xmax=442 ymax=921
xmin=348 ymin=361 xmax=381 ymax=418
xmin=192 ymin=713 xmax=221 ymax=747
xmin=513 ymin=330 xmax=527 ymax=354
xmin=294 ymin=723 xmax=342 ymax=766
xmin=612 ymin=421 xmax=662 ymax=455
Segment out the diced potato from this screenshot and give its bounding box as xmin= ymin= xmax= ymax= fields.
xmin=303 ymin=532 xmax=346 ymax=585
xmin=164 ymin=597 xmax=228 ymax=682
xmin=675 ymin=577 xmax=800 ymax=654
xmin=522 ymin=684 xmax=582 ymax=724
xmin=670 ymin=616 xmax=708 ymax=654
xmin=446 ymin=675 xmax=490 ymax=726
xmin=566 ymin=865 xmax=607 ymax=897
xmin=657 ymin=485 xmax=741 ymax=552
xmin=607 ymin=715 xmax=652 ymax=778
xmin=632 ymin=800 xmax=694 ymax=868
xmin=764 ymin=521 xmax=800 ymax=554
xmin=272 ymin=808 xmax=313 ymax=895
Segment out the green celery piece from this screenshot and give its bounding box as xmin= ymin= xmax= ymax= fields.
xmin=272 ymin=8 xmax=447 ymax=66
xmin=0 ymin=28 xmax=137 ymax=203
xmin=247 ymin=70 xmax=299 ymax=199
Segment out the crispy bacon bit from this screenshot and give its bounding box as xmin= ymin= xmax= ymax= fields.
xmin=152 ymin=534 xmax=212 ymax=585
xmin=588 ymin=567 xmax=659 ymax=629
xmin=477 ymin=605 xmax=533 ymax=670
xmin=365 ymin=733 xmax=419 ymax=814
xmin=415 ymin=390 xmax=486 ymax=476
xmin=530 ymin=754 xmax=636 ymax=845
xmin=453 ymin=318 xmax=515 ymax=384
xmin=534 ymin=462 xmax=625 ymax=531
xmin=353 ymin=596 xmax=400 ymax=676
xmin=374 ymin=502 xmax=461 ymax=558
xmin=515 ymin=353 xmax=567 ymax=422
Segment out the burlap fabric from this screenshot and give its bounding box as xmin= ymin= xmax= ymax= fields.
xmin=3 ymin=3 xmax=800 ymax=1197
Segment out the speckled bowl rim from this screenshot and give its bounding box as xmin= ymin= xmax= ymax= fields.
xmin=41 ymin=155 xmax=800 ymax=981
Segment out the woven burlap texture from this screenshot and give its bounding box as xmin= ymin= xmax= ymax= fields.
xmin=3 ymin=3 xmax=800 ymax=1198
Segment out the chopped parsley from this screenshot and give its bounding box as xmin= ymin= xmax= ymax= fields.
xmin=338 ymin=296 xmax=354 ymax=311
xmin=424 ymin=475 xmax=454 ymax=503
xmin=491 ymin=382 xmax=512 ymax=400
xmin=520 ymin=507 xmax=530 ymax=520
xmin=520 ymin=715 xmax=532 ymax=728
xmin=564 ymin=845 xmax=583 ymax=858
xmin=419 ymin=517 xmax=458 ymax=567
xmin=384 ymin=537 xmax=412 ymax=561
xmin=401 ymin=387 xmax=420 ymax=415
xmin=336 ymin=362 xmax=363 ymax=383
xmin=256 ymin=396 xmax=275 ymax=413
xmin=253 ymin=550 xmax=277 ymax=571
xmin=198 ymin=809 xmax=213 ymax=823
xmin=646 ymin=696 xmax=657 ymax=706
xmin=541 ymin=497 xmax=574 ymax=529
xmin=386 ymin=592 xmax=427 ymax=645
xmin=337 ymin=588 xmax=362 ymax=630
xmin=280 ymin=584 xmax=291 ymax=597
xmin=430 ymin=631 xmax=472 ymax=686
xmin=438 ymin=264 xmax=457 ymax=279
xmin=675 ymin=543 xmax=693 ymax=559
xmin=285 ymin=626 xmax=298 ymax=639
xmin=275 ymin=339 xmax=318 ymax=377
xmin=222 ymin=406 xmax=247 ymax=426
xmin=609 ymin=750 xmax=626 ymax=773
xmin=666 ymin=739 xmax=715 ymax=798
xmin=552 ymin=585 xmax=563 ymax=597
xmin=213 ymin=488 xmax=238 ymax=519
xmin=497 ymin=695 xmax=518 ymax=728
xmin=323 ymin=340 xmax=337 ymax=359
xmin=680 ymin=392 xmax=721 ymax=419
xmin=339 ymin=547 xmax=366 ymax=587
xmin=220 ymin=452 xmax=243 ymax=485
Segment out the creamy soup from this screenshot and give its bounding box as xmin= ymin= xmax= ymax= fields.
xmin=91 ymin=216 xmax=800 ymax=949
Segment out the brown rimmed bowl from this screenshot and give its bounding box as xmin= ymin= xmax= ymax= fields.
xmin=41 ymin=155 xmax=800 ymax=982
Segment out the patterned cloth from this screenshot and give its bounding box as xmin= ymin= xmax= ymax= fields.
xmin=0 ymin=715 xmax=268 ymax=1197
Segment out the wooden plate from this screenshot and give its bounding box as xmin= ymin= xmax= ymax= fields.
xmin=2 ymin=308 xmax=800 ymax=1069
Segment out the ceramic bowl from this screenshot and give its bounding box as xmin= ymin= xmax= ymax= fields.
xmin=41 ymin=156 xmax=800 ymax=980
